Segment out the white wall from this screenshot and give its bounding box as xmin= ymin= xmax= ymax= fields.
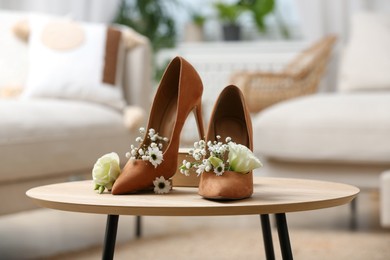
xmin=295 ymin=0 xmax=390 ymax=43
xmin=0 ymin=0 xmax=120 ymax=22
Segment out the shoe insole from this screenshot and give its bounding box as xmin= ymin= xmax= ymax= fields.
xmin=214 ymin=117 xmax=248 ymax=147
xmin=158 ymin=97 xmax=178 ymax=152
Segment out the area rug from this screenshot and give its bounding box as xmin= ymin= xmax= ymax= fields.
xmin=51 ymin=226 xmax=390 ymax=260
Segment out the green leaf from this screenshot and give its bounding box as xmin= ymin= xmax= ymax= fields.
xmin=208 ymin=156 xmax=223 ymax=168
xmin=98 ymin=186 xmax=105 ymax=194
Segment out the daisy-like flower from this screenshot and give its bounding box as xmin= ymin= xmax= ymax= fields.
xmin=153 ymin=176 xmax=171 ymax=194
xmin=148 ymin=146 xmax=163 ymax=168
xmin=214 ymin=162 xmax=225 ymax=176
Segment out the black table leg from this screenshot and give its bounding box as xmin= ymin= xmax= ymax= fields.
xmin=260 ymin=214 xmax=275 ymax=260
xmin=135 ymin=216 xmax=142 ymax=238
xmin=275 ymin=213 xmax=293 ymax=260
xmin=350 ymin=198 xmax=358 ymax=230
xmin=102 ymin=214 xmax=119 ymax=260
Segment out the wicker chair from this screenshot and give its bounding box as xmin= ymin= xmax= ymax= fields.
xmin=231 ymin=35 xmax=337 ymax=113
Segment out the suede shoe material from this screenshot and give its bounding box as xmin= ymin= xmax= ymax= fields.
xmin=112 ymin=56 xmax=204 ymax=195
xmin=198 ymin=85 xmax=254 ymax=200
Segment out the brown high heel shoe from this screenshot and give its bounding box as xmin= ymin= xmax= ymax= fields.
xmin=198 ymin=85 xmax=255 ymax=200
xmin=112 ymin=56 xmax=204 ymax=195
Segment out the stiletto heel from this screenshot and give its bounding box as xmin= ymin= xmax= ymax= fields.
xmin=198 ymin=85 xmax=256 ymax=200
xmin=193 ymin=103 xmax=205 ymax=140
xmin=112 ymin=56 xmax=204 ymax=195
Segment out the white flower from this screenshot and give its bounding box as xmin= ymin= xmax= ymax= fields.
xmin=153 ymin=176 xmax=171 ymax=194
xmin=180 ymin=161 xmax=191 ymax=176
xmin=148 ymin=146 xmax=163 ymax=168
xmin=92 ymin=152 xmax=121 ymax=194
xmin=214 ymin=162 xmax=225 ymax=176
xmin=195 ymin=164 xmax=206 ymax=176
xmin=178 ymin=136 xmax=262 ymax=178
xmin=180 ymin=169 xmax=190 ymax=176
xmin=148 ymin=128 xmax=155 ymax=137
xmin=185 ymin=161 xmax=191 ymax=169
xmin=209 ymin=156 xmax=225 ymax=176
xmin=228 ymin=142 xmax=262 ymax=173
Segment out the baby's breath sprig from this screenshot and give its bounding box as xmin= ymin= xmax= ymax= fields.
xmin=126 ymin=127 xmax=169 ymax=168
xmin=179 ymin=136 xmax=232 ymax=177
xmin=179 ymin=136 xmax=263 ymax=176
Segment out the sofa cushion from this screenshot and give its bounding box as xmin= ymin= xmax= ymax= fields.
xmin=0 ymin=99 xmax=133 ymax=183
xmin=253 ymin=93 xmax=390 ymax=164
xmin=22 ymin=15 xmax=126 ymax=110
xmin=338 ymin=12 xmax=390 ymax=91
xmin=0 ymin=12 xmax=28 ymax=90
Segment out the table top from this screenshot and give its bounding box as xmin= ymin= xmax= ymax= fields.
xmin=26 ymin=177 xmax=359 ymax=216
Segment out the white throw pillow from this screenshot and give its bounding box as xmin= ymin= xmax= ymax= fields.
xmin=338 ymin=12 xmax=390 ymax=92
xmin=22 ymin=15 xmax=126 ymax=110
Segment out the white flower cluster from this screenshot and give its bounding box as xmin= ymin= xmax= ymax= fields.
xmin=180 ymin=136 xmax=232 ymax=176
xmin=179 ymin=135 xmax=263 ymax=176
xmin=125 ymin=127 xmax=169 ymax=168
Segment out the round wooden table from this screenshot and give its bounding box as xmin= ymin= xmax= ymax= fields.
xmin=26 ymin=177 xmax=359 ymax=260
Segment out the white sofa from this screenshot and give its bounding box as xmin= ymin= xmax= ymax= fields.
xmin=252 ymin=12 xmax=390 ymax=227
xmin=0 ymin=11 xmax=152 ymax=215
xmin=253 ymin=92 xmax=390 ymax=188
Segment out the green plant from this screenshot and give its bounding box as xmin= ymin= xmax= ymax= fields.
xmin=114 ymin=0 xmax=177 ymax=52
xmin=214 ymin=2 xmax=245 ymax=24
xmin=191 ymin=12 xmax=207 ymax=27
xmin=239 ymin=0 xmax=275 ymax=32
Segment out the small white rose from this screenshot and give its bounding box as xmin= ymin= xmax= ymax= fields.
xmin=228 ymin=142 xmax=263 ymax=174
xmin=92 ymin=152 xmax=121 ymax=193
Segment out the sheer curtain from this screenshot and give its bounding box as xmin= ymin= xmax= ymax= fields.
xmin=0 ymin=0 xmax=120 ymax=23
